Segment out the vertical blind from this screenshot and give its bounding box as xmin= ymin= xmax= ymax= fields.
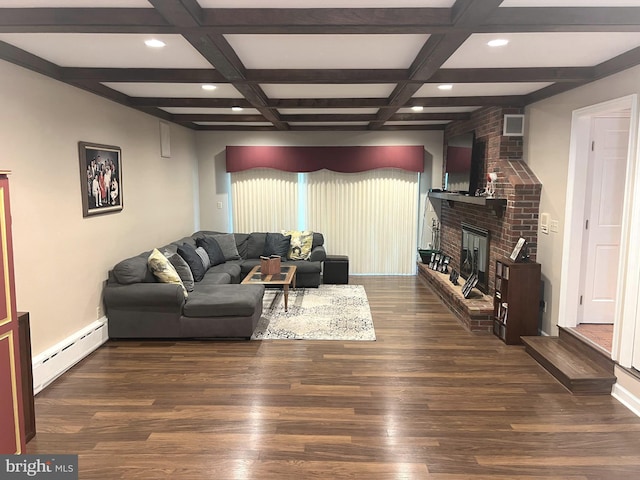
xmin=230 ymin=168 xmax=418 ymax=274
xmin=230 ymin=168 xmax=298 ymax=233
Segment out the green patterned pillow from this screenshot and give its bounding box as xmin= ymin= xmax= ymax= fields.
xmin=282 ymin=230 xmax=314 ymax=260
xmin=148 ymin=248 xmax=187 ymax=297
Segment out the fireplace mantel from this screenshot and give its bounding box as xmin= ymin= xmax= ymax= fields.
xmin=428 ymin=191 xmax=507 ymax=218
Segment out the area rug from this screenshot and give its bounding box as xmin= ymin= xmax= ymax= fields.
xmin=251 ymin=284 xmax=376 ymax=341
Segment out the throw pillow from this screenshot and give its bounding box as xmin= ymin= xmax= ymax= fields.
xmin=196 ymin=236 xmax=226 ymax=266
xmin=263 ymin=232 xmax=291 ymax=258
xmin=282 ymin=230 xmax=314 ymax=260
xmin=166 ymin=252 xmax=195 ymax=292
xmin=177 ymin=243 xmax=206 ymax=282
xmin=195 ymin=246 xmax=211 ymax=270
xmin=213 ymin=233 xmax=241 ymax=260
xmin=148 ymin=248 xmax=187 ymax=297
xmin=246 ymin=232 xmax=267 ymax=259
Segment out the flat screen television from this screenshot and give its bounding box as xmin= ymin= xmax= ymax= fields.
xmin=444 ymin=132 xmax=484 ymax=195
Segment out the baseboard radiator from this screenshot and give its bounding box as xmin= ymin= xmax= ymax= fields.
xmin=32 ymin=318 xmax=109 ymax=395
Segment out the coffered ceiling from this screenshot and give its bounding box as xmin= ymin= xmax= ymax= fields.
xmin=1 ymin=0 xmax=639 ymax=131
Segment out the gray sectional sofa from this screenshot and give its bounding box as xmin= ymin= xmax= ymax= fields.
xmin=104 ymin=230 xmax=326 ymax=339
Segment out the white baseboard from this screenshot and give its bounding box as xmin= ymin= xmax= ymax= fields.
xmin=612 ymin=383 xmax=640 ymax=418
xmin=32 ymin=317 xmax=109 ymax=395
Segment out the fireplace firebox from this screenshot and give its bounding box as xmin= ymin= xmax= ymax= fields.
xmin=461 ymin=223 xmax=489 ymax=294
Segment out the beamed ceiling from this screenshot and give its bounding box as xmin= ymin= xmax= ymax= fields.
xmin=1 ymin=0 xmax=640 ymax=131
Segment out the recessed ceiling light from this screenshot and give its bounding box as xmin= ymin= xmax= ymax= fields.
xmin=231 ymin=106 xmax=243 ymax=112
xmin=411 ymin=106 xmax=424 ymax=112
xmin=488 ymin=39 xmax=509 ymax=47
xmin=144 ymin=39 xmax=166 ymax=48
xmin=438 ymin=84 xmax=453 ymax=91
xmin=201 ymin=84 xmax=217 ymax=91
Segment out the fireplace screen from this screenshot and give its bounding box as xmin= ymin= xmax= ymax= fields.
xmin=461 ymin=223 xmax=490 ymax=294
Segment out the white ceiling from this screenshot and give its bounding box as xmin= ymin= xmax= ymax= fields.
xmin=412 ymin=83 xmax=553 ymax=97
xmin=0 ymin=33 xmax=213 ymax=68
xmin=1 ymin=0 xmax=639 ymax=130
xmin=102 ymin=83 xmax=245 ymax=98
xmin=443 ymin=32 xmax=640 ymax=69
xmin=161 ymin=107 xmax=262 ymax=115
xmin=260 ymin=84 xmax=398 ymax=99
xmin=225 ymin=34 xmax=430 ymax=69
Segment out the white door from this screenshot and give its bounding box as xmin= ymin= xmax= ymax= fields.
xmin=579 ymin=116 xmax=630 ymax=324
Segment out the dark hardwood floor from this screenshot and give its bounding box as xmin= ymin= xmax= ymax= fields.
xmin=27 ymin=276 xmax=640 ymax=479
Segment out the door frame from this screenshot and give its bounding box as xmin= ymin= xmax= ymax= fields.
xmin=558 ymin=94 xmax=639 ymax=365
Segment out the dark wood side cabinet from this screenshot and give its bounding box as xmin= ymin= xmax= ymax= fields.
xmin=493 ymin=258 xmax=541 ymax=345
xmin=18 ymin=312 xmax=36 ymax=442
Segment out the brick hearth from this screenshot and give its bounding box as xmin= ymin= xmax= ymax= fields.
xmin=418 ymin=263 xmax=494 ymax=332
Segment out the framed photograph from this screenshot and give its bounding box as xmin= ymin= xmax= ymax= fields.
xmin=509 ymin=237 xmax=527 ymax=262
xmin=79 ymin=141 xmax=123 ymax=217
xmin=462 ymin=273 xmax=479 ymax=299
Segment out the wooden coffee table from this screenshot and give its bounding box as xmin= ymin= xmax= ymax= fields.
xmin=241 ymin=265 xmax=297 ymax=311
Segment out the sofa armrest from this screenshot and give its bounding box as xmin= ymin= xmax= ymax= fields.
xmin=104 ymin=282 xmax=185 ymax=312
xmin=309 ymin=245 xmax=326 ymax=262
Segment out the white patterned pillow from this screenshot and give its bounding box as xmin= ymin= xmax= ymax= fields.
xmin=148 ymin=248 xmax=187 ymax=297
xmin=282 ymin=230 xmax=314 ymax=260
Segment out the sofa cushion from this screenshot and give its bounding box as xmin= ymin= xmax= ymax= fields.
xmin=208 ymin=261 xmax=242 ymax=284
xmin=246 ymin=232 xmax=267 ymax=259
xmin=264 ymin=232 xmax=291 ymax=257
xmin=113 ymin=255 xmax=156 ymax=284
xmin=184 ymin=284 xmax=265 ymax=317
xmin=148 ymin=249 xmax=187 ymax=297
xmin=197 ymin=272 xmax=232 ymax=286
xmin=178 ymin=243 xmax=207 ymax=282
xmin=196 ymin=236 xmax=226 ymax=266
xmin=213 ymin=233 xmax=241 ymax=260
xmin=167 ymin=253 xmax=195 ymax=292
xmin=282 ymin=230 xmax=313 ymax=260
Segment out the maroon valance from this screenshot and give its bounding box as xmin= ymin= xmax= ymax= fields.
xmin=226 ymin=146 xmax=424 ymax=173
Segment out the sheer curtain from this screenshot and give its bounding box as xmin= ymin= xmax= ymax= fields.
xmin=306 ymin=169 xmax=419 ymax=274
xmin=230 ymin=168 xmax=298 ymax=232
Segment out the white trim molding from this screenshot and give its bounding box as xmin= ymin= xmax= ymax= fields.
xmin=32 ymin=318 xmax=109 ymax=395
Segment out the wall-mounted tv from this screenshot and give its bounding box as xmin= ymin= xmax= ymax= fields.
xmin=444 ymin=132 xmax=484 ymax=195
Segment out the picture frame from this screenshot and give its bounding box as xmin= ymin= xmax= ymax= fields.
xmin=439 ymin=255 xmax=451 ymax=273
xmin=79 ymin=141 xmax=123 ymax=217
xmin=509 ymin=237 xmax=527 ymax=262
xmin=461 ymin=273 xmax=479 ymax=299
xmin=431 ymin=253 xmax=442 ymax=271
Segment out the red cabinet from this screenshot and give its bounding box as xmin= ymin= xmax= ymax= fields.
xmin=0 ymin=172 xmax=25 ymax=454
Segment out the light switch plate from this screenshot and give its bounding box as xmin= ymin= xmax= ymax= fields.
xmin=540 ymin=213 xmax=550 ymax=234
xmin=550 ymin=220 xmax=559 ymax=233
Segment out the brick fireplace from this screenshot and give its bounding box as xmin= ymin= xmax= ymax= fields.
xmin=421 ymin=106 xmax=542 ymax=333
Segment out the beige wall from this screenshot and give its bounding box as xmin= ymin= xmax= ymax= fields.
xmin=525 ymin=64 xmax=640 ymax=336
xmin=0 ymin=60 xmax=199 ymax=355
xmin=195 ymin=130 xmax=444 ymax=248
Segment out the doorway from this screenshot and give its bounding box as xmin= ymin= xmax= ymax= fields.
xmin=559 ymin=95 xmax=636 ymax=360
